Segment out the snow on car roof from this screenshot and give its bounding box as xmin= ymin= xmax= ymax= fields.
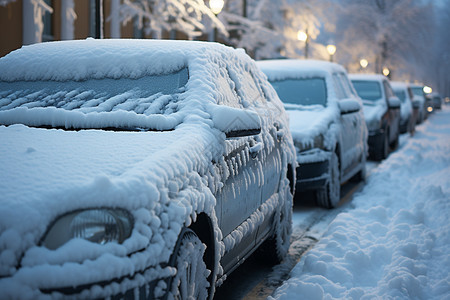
xmin=0 ymin=39 xmax=227 ymax=82
xmin=390 ymin=81 xmax=409 ymax=89
xmin=257 ymin=59 xmax=347 ymax=81
xmin=349 ymin=73 xmax=387 ymax=82
xmin=0 ymin=39 xmax=256 ymax=131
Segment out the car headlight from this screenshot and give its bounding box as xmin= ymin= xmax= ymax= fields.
xmin=295 ymin=135 xmax=324 ymax=152
xmin=42 ymin=208 xmax=133 ymax=250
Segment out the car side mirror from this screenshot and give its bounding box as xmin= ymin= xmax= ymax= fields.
xmin=338 ymin=99 xmax=361 ymax=114
xmin=209 ymin=105 xmax=262 ymax=138
xmin=388 ymin=96 xmax=401 ymax=109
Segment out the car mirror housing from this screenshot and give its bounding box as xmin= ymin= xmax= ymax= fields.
xmin=388 ymin=96 xmax=401 ymax=109
xmin=338 ymin=99 xmax=361 ymax=114
xmin=209 ymin=105 xmax=262 ymax=138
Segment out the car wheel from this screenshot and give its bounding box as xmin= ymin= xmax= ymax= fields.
xmin=316 ymin=152 xmax=340 ymax=208
xmin=351 ymin=152 xmax=366 ymax=182
xmin=165 ymin=229 xmax=210 ymax=300
xmin=257 ymin=178 xmax=292 ymax=264
xmin=372 ymin=129 xmax=389 ymax=161
xmin=390 ymin=132 xmax=399 ymax=151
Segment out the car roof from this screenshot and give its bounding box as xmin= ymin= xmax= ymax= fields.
xmin=257 ymin=59 xmax=347 ymax=81
xmin=348 ymin=73 xmax=388 ymax=83
xmin=390 ymin=81 xmax=409 ymax=90
xmin=0 ymin=39 xmax=246 ymax=82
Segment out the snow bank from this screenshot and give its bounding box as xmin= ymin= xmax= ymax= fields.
xmin=270 ymin=107 xmax=450 ymax=300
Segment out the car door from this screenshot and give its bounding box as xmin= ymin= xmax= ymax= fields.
xmin=339 ymin=73 xmax=366 ymax=166
xmin=383 ymin=80 xmax=400 ymax=143
xmin=213 ymin=66 xmax=265 ymax=274
xmin=332 ymin=73 xmax=362 ymax=174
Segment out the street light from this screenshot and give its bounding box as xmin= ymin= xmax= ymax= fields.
xmin=360 ymin=59 xmax=369 ymax=69
xmin=423 ymin=86 xmax=432 ymax=94
xmin=210 ymin=0 xmax=224 ymax=15
xmin=297 ymin=29 xmax=309 ymax=59
xmin=326 ymin=44 xmax=336 ymax=62
xmin=382 ymin=67 xmax=390 ymax=77
xmin=209 ymin=0 xmax=224 ymax=42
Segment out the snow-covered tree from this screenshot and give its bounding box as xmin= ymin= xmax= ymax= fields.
xmin=220 ymin=0 xmax=336 ymax=60
xmin=333 ymin=0 xmax=435 ymax=76
xmin=119 ymin=0 xmax=226 ymax=39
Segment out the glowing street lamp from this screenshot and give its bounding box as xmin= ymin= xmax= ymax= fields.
xmin=326 ymin=44 xmax=336 ymax=62
xmin=423 ymin=86 xmax=432 ymax=94
xmin=209 ymin=0 xmax=224 ymax=42
xmin=210 ymin=0 xmax=224 ymax=15
xmin=382 ymin=67 xmax=390 ymax=77
xmin=360 ymin=59 xmax=368 ymax=69
xmin=297 ymin=29 xmax=309 ymax=59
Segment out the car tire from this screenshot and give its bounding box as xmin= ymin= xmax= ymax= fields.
xmin=390 ymin=132 xmax=399 ymax=151
xmin=316 ymin=152 xmax=340 ymax=209
xmin=350 ymin=152 xmax=366 ymax=183
xmin=165 ymin=229 xmax=210 ymax=300
xmin=257 ymin=179 xmax=293 ymax=264
xmin=372 ymin=129 xmax=389 ymax=161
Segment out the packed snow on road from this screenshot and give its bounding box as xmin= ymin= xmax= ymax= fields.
xmin=270 ymin=107 xmax=450 ymax=299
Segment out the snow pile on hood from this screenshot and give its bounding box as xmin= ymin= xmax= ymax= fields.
xmin=270 ymin=107 xmax=450 ymax=300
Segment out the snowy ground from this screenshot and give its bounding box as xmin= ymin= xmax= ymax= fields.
xmin=270 ymin=107 xmax=450 ymax=299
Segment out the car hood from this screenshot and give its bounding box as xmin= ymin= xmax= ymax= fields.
xmin=363 ymin=102 xmax=386 ymax=125
xmin=286 ymin=106 xmax=337 ymax=145
xmin=0 ymin=123 xmax=218 ymax=277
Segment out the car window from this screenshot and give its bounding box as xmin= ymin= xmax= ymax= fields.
xmin=339 ymin=73 xmax=357 ymax=97
xmin=0 ymin=67 xmax=189 ymax=115
xmin=332 ymin=74 xmax=346 ymax=99
xmin=394 ymin=90 xmax=407 ymax=103
xmin=227 ymin=67 xmax=265 ymax=107
xmin=269 ymin=77 xmax=327 ymax=106
xmin=383 ymin=81 xmax=395 ymax=98
xmin=410 ymin=87 xmax=425 ymax=98
xmin=351 ymin=80 xmax=382 ymax=101
xmin=214 ymin=66 xmax=242 ymax=108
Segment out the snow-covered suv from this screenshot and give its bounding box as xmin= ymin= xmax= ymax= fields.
xmin=0 ymin=39 xmax=296 ymax=299
xmin=258 ymin=60 xmax=367 ymax=209
xmin=350 ymin=74 xmax=401 ymax=161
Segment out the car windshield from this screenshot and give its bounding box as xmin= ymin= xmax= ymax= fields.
xmin=351 ymin=80 xmax=382 ymax=101
xmin=269 ymin=78 xmax=327 ymax=106
xmin=410 ymin=87 xmax=424 ymax=98
xmin=394 ymin=90 xmax=407 ymax=103
xmin=0 ymin=68 xmax=189 ymax=126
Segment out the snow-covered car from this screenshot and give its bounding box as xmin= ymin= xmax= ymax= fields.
xmin=429 ymin=92 xmax=442 ymax=110
xmin=409 ymin=83 xmax=428 ymax=123
xmin=0 ymin=39 xmax=296 ymax=299
xmin=350 ymin=74 xmax=401 ymax=161
xmin=391 ymin=81 xmax=418 ymax=134
xmin=258 ymin=60 xmax=367 ymax=209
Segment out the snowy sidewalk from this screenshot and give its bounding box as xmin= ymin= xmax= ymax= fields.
xmin=270 ymin=107 xmax=450 ymax=299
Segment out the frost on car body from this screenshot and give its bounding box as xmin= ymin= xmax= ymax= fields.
xmin=258 ymin=59 xmax=367 ymax=208
xmin=0 ymin=39 xmax=296 ymax=299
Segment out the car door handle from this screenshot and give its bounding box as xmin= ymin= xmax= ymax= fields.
xmin=249 ymin=142 xmax=263 ymax=159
